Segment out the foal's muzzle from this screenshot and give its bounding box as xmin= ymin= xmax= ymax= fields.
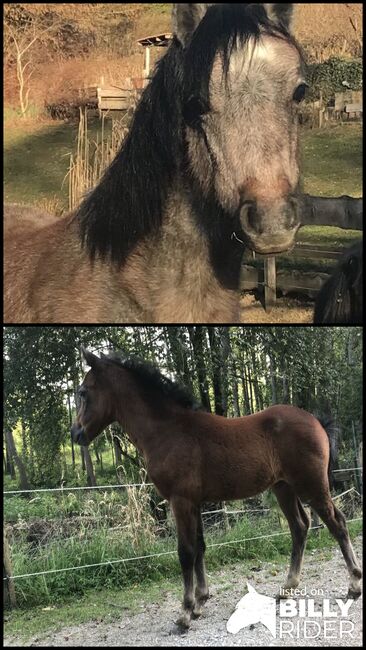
xmin=71 ymin=423 xmax=88 ymax=446
xmin=240 ymin=198 xmax=300 ymax=255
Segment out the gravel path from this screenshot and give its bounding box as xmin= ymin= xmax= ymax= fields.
xmin=5 ymin=536 xmax=362 ymax=647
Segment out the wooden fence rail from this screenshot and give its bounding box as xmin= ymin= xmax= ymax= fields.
xmin=241 ymin=194 xmax=363 ymax=311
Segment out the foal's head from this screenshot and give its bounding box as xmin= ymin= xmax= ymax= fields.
xmin=71 ymin=348 xmax=117 ymax=446
xmin=176 ymin=3 xmax=305 ymax=254
xmin=71 ymin=348 xmax=201 ymax=446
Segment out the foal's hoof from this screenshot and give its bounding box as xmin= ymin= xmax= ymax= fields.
xmin=192 ymin=604 xmax=203 ymax=619
xmin=175 ymin=612 xmax=191 ymax=630
xmin=347 ymin=587 xmax=361 ymax=600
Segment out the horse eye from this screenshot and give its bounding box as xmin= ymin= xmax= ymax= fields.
xmin=78 ymin=387 xmax=87 ymax=399
xmin=183 ymin=96 xmax=209 ymax=126
xmin=293 ymin=83 xmax=308 ymax=104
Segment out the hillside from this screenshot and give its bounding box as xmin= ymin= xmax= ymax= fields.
xmin=9 ymin=3 xmax=362 ymax=43
xmin=4 ymin=3 xmax=362 ymax=111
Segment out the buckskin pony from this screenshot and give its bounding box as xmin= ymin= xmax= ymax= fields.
xmin=71 ymin=348 xmax=362 ymax=630
xmin=5 ymin=3 xmax=306 ymax=323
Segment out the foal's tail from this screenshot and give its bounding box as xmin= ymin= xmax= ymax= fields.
xmin=316 ymin=414 xmax=340 ymax=490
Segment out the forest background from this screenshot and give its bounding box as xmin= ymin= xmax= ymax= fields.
xmin=4 ymin=326 xmax=362 ymax=490
xmin=3 ymin=326 xmax=363 ymax=616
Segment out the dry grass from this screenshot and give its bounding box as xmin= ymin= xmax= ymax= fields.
xmin=67 ymin=108 xmax=133 ymax=211
xmin=240 ymin=294 xmax=314 ymax=324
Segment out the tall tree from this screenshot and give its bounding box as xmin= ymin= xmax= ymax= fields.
xmin=188 ymin=327 xmax=212 ymax=412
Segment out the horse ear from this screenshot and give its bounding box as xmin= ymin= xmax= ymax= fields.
xmin=81 ymin=346 xmax=100 ymax=369
xmin=264 ymin=4 xmax=294 ymax=31
xmin=172 ymin=3 xmax=210 ymax=47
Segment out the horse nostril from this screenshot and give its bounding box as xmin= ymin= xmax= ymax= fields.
xmin=240 ymin=202 xmax=264 ymax=236
xmin=247 ymin=205 xmax=264 ymax=235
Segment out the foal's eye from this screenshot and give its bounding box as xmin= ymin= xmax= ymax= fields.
xmin=293 ymin=83 xmax=308 ymax=104
xmin=183 ymin=96 xmax=209 ymax=126
xmin=78 ymin=387 xmax=87 ymax=400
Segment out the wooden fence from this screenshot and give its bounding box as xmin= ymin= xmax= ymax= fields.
xmin=301 ymin=90 xmax=363 ymax=128
xmin=97 ymin=86 xmax=140 ymax=114
xmin=241 ymin=194 xmax=363 ymax=311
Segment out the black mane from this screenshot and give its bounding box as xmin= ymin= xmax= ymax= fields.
xmin=103 ymin=353 xmax=203 ymax=411
xmin=314 ymin=242 xmax=363 ymax=324
xmin=75 ymin=4 xmax=297 ymax=266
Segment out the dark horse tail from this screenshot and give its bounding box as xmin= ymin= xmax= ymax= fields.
xmin=316 ymin=414 xmax=340 ymax=490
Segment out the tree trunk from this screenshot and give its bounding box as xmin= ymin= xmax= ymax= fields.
xmin=230 ymin=355 xmax=241 ymax=417
xmin=67 ymin=386 xmax=75 ymax=469
xmin=167 ymin=327 xmax=193 ymax=391
xmin=268 ymin=354 xmax=277 ymax=404
xmin=80 ymin=445 xmax=86 ymax=472
xmin=207 ymin=328 xmax=226 ymax=416
xmin=5 ymin=429 xmax=31 ymax=491
xmin=4 ymin=436 xmax=15 ymax=478
xmin=82 ymin=446 xmax=96 ymax=486
xmin=282 ymin=360 xmax=289 ymax=404
xmin=246 ymin=362 xmax=255 ymax=412
xmin=240 ymin=352 xmax=251 ymax=414
xmin=249 ymin=342 xmax=262 ymax=411
xmin=188 ymin=327 xmax=212 ymax=412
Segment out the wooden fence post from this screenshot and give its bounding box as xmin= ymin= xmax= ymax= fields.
xmin=222 ymin=502 xmax=230 ymax=532
xmin=3 ymin=529 xmax=16 ymax=608
xmin=264 ymin=257 xmax=277 ymax=311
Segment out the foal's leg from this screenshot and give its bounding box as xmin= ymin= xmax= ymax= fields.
xmin=272 ymin=481 xmax=310 ymax=597
xmin=309 ymin=493 xmax=362 ymax=599
xmin=171 ymin=496 xmax=198 ymax=629
xmin=192 ymin=510 xmax=209 ymax=618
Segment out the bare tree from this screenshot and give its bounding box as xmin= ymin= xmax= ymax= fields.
xmin=5 ymin=12 xmax=61 ymax=117
xmin=345 ymin=4 xmax=363 ymax=51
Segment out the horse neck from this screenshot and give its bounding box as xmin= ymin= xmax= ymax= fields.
xmin=112 ymin=384 xmax=185 ymax=456
xmin=120 ymin=183 xmax=244 ymax=322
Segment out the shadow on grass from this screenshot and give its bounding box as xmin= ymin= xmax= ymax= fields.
xmin=4 ymin=117 xmax=112 ymax=209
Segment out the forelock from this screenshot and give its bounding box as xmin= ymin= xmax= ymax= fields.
xmin=182 ymin=3 xmax=296 ymax=103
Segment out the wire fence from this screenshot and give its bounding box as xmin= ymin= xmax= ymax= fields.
xmin=3 ymin=517 xmax=363 ymax=582
xmin=3 ymin=469 xmax=362 ymax=609
xmin=3 ymin=467 xmax=363 ymax=496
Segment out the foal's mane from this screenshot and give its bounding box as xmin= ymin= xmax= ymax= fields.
xmin=75 ymin=3 xmax=298 ymax=265
xmin=103 ymin=353 xmax=203 ymax=411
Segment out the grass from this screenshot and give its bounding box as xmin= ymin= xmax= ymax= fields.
xmin=4 ymin=115 xmax=114 ymax=210
xmin=4 ymin=521 xmax=362 ymax=643
xmin=301 ymin=123 xmax=362 ymax=197
xmin=4 ymin=116 xmax=362 ymax=209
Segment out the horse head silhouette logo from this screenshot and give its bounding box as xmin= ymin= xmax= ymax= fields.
xmin=227 ymin=582 xmax=277 ymax=637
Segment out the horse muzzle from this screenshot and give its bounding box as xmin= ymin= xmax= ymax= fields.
xmin=71 ymin=423 xmax=88 ymax=446
xmin=240 ymin=199 xmax=300 ymax=255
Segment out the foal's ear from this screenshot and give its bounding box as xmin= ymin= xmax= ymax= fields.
xmin=172 ymin=3 xmax=211 ymax=47
xmin=264 ymin=4 xmax=294 ymax=31
xmin=81 ymin=346 xmax=100 ymax=370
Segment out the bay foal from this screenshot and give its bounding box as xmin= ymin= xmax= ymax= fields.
xmin=71 ymin=349 xmax=362 ymax=629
